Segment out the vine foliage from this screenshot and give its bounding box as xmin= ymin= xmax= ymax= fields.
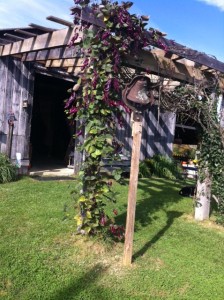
xmin=160 ymin=82 xmax=224 ymax=223
xmin=66 ymin=0 xmax=149 ymax=235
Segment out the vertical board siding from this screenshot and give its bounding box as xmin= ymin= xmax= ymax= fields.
xmin=117 ymin=105 xmax=176 ymax=160
xmin=0 ymin=56 xmax=34 ymax=162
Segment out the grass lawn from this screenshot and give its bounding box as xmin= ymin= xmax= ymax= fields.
xmin=0 ymin=176 xmax=224 ymax=300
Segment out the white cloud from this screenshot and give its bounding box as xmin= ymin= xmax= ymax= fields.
xmin=0 ymin=0 xmax=73 ymax=29
xmin=197 ymin=0 xmax=224 ymax=11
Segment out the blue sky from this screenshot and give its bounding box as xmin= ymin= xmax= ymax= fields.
xmin=0 ymin=0 xmax=223 ymax=62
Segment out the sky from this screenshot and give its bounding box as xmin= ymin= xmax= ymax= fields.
xmin=0 ymin=0 xmax=223 ymax=62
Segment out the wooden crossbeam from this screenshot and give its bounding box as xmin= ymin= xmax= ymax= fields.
xmin=21 ymin=45 xmax=83 ymax=61
xmin=145 ymin=31 xmax=224 ymax=73
xmin=0 ymin=38 xmax=12 ymax=44
xmin=20 ymin=43 xmax=219 ymax=86
xmin=14 ymin=29 xmax=37 ymax=37
xmin=34 ymin=63 xmax=76 ymax=81
xmin=4 ymin=33 xmax=25 ymax=40
xmin=123 ymin=50 xmax=204 ymax=84
xmin=46 ymin=16 xmax=74 ymax=27
xmin=0 ymin=26 xmax=82 ymax=57
xmin=28 ymin=23 xmax=55 ymax=32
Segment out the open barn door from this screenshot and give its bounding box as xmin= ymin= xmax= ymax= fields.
xmin=30 ymin=74 xmax=74 ymax=170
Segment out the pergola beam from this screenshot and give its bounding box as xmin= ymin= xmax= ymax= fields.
xmin=28 ymin=23 xmax=55 ymax=32
xmin=14 ymin=29 xmax=37 ymax=37
xmin=46 ymin=16 xmax=74 ymax=27
xmin=0 ymin=38 xmax=13 ymax=44
xmin=4 ymin=33 xmax=25 ymax=40
xmin=19 ymin=44 xmax=222 ymax=86
xmin=123 ymin=50 xmax=204 ymax=84
xmin=34 ymin=63 xmax=77 ymax=82
xmin=0 ymin=26 xmax=82 ymax=56
xmin=21 ymin=45 xmax=83 ymax=61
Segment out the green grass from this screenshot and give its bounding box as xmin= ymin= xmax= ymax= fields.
xmin=0 ymin=176 xmax=224 ymax=300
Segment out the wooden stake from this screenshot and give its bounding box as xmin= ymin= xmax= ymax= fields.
xmin=123 ymin=112 xmax=143 ymax=266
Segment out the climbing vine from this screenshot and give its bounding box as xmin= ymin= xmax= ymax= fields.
xmin=66 ymin=0 xmax=150 ymax=236
xmin=159 ymin=82 xmax=224 ymax=224
xmin=199 ymin=96 xmax=224 ymax=224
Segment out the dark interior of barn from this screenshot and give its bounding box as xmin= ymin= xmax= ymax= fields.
xmin=30 ymin=74 xmax=74 ymax=168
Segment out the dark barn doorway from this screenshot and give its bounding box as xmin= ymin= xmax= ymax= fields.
xmin=30 ymin=74 xmax=74 ymax=169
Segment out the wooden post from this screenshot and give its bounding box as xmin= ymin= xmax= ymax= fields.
xmin=6 ymin=123 xmax=14 ymax=158
xmin=195 ymin=168 xmax=211 ymax=220
xmin=123 ymin=112 xmax=143 ymax=266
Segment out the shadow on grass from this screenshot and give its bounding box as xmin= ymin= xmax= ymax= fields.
xmin=133 ymin=210 xmax=183 ymax=261
xmin=115 ymin=178 xmax=187 ymax=228
xmin=49 ymin=264 xmax=110 ymax=300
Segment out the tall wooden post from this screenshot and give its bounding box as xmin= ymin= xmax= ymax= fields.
xmin=123 ymin=112 xmax=143 ymax=266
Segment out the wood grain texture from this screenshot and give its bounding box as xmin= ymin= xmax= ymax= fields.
xmin=123 ymin=113 xmax=143 ymax=266
xmin=0 ymin=57 xmax=34 ymax=162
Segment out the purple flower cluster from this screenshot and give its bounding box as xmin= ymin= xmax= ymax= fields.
xmin=65 ymin=92 xmax=76 ymax=109
xmin=81 ymin=58 xmax=90 ymax=71
xmin=92 ymin=70 xmax=99 ymax=89
xmin=113 ymin=78 xmax=120 ymax=92
xmin=68 ymin=33 xmax=79 ymax=48
xmin=103 ymin=78 xmax=112 ymax=101
xmin=69 ymin=107 xmax=79 ymax=114
xmin=109 ymin=224 xmax=125 ymax=240
xmin=100 ymin=214 xmax=107 ymax=226
xmin=102 ymin=31 xmax=111 ymax=40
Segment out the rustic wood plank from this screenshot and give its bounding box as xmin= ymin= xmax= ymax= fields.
xmin=14 ymin=29 xmax=37 ymax=37
xmin=123 ymin=50 xmax=204 ymax=84
xmin=0 ymin=57 xmax=34 ymax=161
xmin=145 ymin=31 xmax=224 ymax=73
xmin=46 ymin=16 xmax=74 ymax=27
xmin=123 ymin=112 xmax=143 ymax=266
xmin=21 ymin=46 xmax=83 ymax=61
xmin=0 ymin=26 xmax=82 ymax=56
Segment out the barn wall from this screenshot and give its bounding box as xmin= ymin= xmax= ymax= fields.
xmin=0 ymin=56 xmax=34 ymax=172
xmin=117 ymin=105 xmax=176 ymax=159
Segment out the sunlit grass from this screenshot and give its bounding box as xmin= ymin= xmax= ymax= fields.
xmin=0 ymin=176 xmax=223 ymax=299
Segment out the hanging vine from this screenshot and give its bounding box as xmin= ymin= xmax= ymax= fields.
xmin=66 ymin=0 xmax=150 ymax=236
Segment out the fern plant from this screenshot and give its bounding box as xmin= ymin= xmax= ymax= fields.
xmin=0 ymin=154 xmax=17 ymax=183
xmin=139 ymin=161 xmax=152 ymax=178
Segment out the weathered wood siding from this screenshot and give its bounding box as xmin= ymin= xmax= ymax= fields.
xmin=117 ymin=105 xmax=176 ymax=159
xmin=0 ymin=56 xmax=34 ymax=171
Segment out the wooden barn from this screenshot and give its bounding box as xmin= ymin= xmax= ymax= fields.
xmin=0 ymin=9 xmax=224 ymax=174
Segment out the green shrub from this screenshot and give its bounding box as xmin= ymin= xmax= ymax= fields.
xmin=140 ymin=154 xmax=182 ymax=180
xmin=139 ymin=161 xmax=152 ymax=178
xmin=0 ymin=153 xmax=17 ymax=183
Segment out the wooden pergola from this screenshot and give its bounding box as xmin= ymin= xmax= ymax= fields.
xmin=0 ymin=8 xmax=224 ymax=87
